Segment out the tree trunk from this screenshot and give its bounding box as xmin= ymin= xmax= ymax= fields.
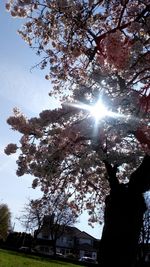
xmin=52 ymin=239 xmax=57 ymax=257
xmin=99 ymin=155 xmax=150 ymax=267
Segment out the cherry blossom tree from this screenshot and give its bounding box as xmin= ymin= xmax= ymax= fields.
xmin=5 ymin=1 xmax=150 ymax=266
xmin=5 ymin=0 xmax=150 ymax=218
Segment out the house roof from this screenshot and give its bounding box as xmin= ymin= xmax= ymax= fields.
xmin=75 ymin=230 xmax=97 ymax=240
xmin=62 ymin=226 xmax=82 ymax=235
xmin=60 ymin=226 xmax=97 ymax=240
xmin=37 ymin=217 xmax=97 ymax=240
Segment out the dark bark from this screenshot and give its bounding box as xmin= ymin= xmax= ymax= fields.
xmin=52 ymin=239 xmax=57 ymax=257
xmin=100 ymin=155 xmax=150 ymax=267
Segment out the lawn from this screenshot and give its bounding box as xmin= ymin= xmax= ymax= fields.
xmin=0 ymin=249 xmax=83 ymax=267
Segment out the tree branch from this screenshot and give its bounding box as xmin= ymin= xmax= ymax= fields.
xmin=117 ymin=0 xmax=129 ymax=28
xmin=96 ymin=5 xmax=150 ymax=47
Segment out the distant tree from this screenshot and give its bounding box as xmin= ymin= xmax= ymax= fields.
xmin=0 ymin=203 xmax=11 ymax=240
xmin=20 ymin=193 xmax=79 ymax=255
xmin=138 ymin=206 xmax=150 ymax=264
xmin=5 ymin=231 xmax=33 ymax=249
xmin=140 ymin=208 xmax=150 ymax=244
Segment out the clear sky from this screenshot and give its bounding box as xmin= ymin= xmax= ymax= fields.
xmin=0 ymin=1 xmax=102 ymax=238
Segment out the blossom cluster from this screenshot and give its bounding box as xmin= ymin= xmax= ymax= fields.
xmin=101 ymin=31 xmax=131 ymax=70
xmin=4 ymin=143 xmax=18 ymax=155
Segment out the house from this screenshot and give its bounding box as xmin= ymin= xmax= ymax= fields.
xmin=34 ymin=216 xmax=98 ymax=260
xmin=56 ymin=226 xmax=98 ymax=260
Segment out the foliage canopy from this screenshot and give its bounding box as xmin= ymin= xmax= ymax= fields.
xmin=5 ymin=0 xmax=150 ymax=222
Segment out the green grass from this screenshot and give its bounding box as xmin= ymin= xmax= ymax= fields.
xmin=0 ymin=249 xmax=82 ymax=267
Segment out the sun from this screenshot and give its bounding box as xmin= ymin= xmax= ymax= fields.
xmin=64 ymin=97 xmax=125 ymax=122
xmin=88 ymin=99 xmax=109 ymax=121
xmin=64 ymin=98 xmax=110 ymax=121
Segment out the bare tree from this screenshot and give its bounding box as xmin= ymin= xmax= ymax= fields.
xmin=20 ymin=193 xmax=79 ymax=255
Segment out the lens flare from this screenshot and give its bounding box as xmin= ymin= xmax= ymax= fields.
xmin=64 ymin=98 xmax=126 ymax=122
xmin=89 ymin=100 xmax=109 ymax=121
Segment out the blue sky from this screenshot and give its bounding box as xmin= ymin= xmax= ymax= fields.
xmin=0 ymin=1 xmax=102 ymax=238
